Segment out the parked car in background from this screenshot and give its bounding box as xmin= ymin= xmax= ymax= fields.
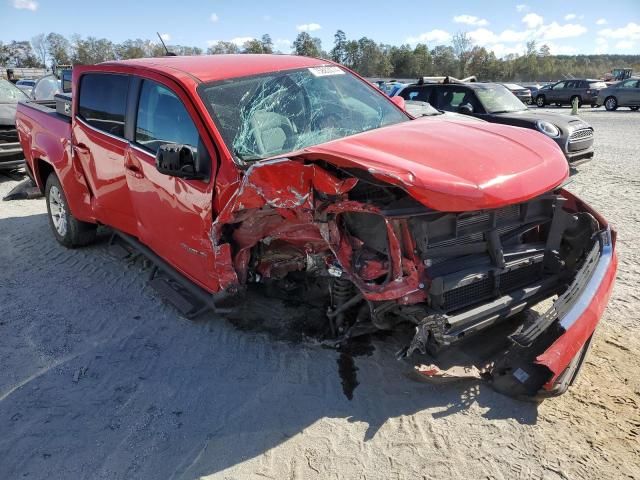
xmin=398 ymin=82 xmax=594 ymax=165
xmin=596 ymin=78 xmax=640 ymax=111
xmin=15 ymin=78 xmax=36 ymax=97
xmin=15 ymin=55 xmax=617 ymax=399
xmin=501 ymin=83 xmax=532 ymax=104
xmin=379 ymin=81 xmax=407 ymax=96
xmin=535 ymin=79 xmax=607 ymax=108
xmin=0 ymin=79 xmax=28 ymax=170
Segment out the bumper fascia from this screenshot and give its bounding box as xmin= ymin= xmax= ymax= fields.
xmin=535 ymin=226 xmax=617 ymax=393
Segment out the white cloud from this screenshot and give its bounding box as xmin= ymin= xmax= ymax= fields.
xmin=296 ymin=23 xmax=321 ymax=32
xmin=598 ymin=22 xmax=640 ymax=40
xmin=539 ymin=22 xmax=588 ymax=40
xmin=160 ymin=33 xmax=171 ymax=41
xmin=615 ymin=40 xmax=635 ymax=50
xmin=406 ymin=29 xmax=451 ymax=44
xmin=564 ymin=14 xmax=577 ymax=21
xmin=488 ymin=43 xmax=526 ymax=57
xmin=522 ymin=13 xmax=544 ymax=28
xmin=516 ymin=4 xmax=529 ymax=12
xmin=468 ymin=27 xmax=530 ymax=45
xmin=210 ymin=13 xmax=218 ymax=22
xmin=594 ymin=38 xmax=609 ymax=54
xmin=274 ymin=38 xmax=292 ymax=51
xmin=453 ymin=15 xmax=488 ymax=27
xmin=595 ymin=18 xmax=607 ymax=25
xmin=544 ymin=41 xmax=578 ymax=54
xmin=230 ymin=36 xmax=255 ymax=46
xmin=12 ymin=0 xmax=38 ymax=10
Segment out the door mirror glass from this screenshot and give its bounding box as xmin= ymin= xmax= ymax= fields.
xmin=155 ymin=144 xmax=203 ymax=179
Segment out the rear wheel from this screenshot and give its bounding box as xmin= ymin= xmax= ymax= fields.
xmin=604 ymin=96 xmax=618 ymax=111
xmin=45 ymin=173 xmax=97 ymax=248
xmin=536 ymin=95 xmax=546 ymax=107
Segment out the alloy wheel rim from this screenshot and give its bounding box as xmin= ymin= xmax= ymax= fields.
xmin=49 ymin=186 xmax=68 ymax=236
xmin=606 ymin=98 xmax=616 ymax=109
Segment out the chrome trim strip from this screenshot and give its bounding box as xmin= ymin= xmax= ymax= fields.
xmin=76 ymin=116 xmax=127 ymax=144
xmin=129 ymin=143 xmax=155 ymax=158
xmin=559 ymin=228 xmax=614 ymax=330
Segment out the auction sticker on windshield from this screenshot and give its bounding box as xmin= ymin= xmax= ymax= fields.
xmin=308 ymin=66 xmax=345 ymax=77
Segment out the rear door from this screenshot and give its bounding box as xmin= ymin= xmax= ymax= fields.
xmin=125 ymin=77 xmax=218 ymax=292
xmin=73 ymin=73 xmax=138 ymax=235
xmin=548 ymin=81 xmax=566 ymax=103
xmin=617 ymin=79 xmax=639 ymax=105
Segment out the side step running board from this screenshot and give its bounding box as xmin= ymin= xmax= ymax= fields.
xmin=111 ymin=231 xmax=230 ymax=319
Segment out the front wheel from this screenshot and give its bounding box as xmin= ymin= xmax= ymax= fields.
xmin=536 ymin=95 xmax=546 ymax=107
xmin=604 ymin=96 xmax=618 ymax=111
xmin=45 ymin=173 xmax=97 ymax=248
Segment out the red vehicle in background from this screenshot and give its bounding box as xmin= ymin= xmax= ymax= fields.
xmin=16 ymin=55 xmax=617 ymax=399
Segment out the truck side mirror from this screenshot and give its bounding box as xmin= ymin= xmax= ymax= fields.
xmin=458 ymin=103 xmax=474 ymax=115
xmin=155 ymin=144 xmax=205 ymax=180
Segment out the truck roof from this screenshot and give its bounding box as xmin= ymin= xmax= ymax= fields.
xmin=102 ymin=54 xmax=331 ymax=83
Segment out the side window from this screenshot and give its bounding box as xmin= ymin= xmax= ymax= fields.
xmin=400 ymin=87 xmax=430 ymax=102
xmin=553 ymin=82 xmax=565 ymax=90
xmin=135 ymin=80 xmax=200 ymax=155
xmin=435 ymin=88 xmax=476 ymax=112
xmin=621 ymin=80 xmax=636 ymax=88
xmin=78 ymin=74 xmax=128 ymax=137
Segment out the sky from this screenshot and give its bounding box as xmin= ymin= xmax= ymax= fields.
xmin=1 ymin=0 xmax=639 ymax=57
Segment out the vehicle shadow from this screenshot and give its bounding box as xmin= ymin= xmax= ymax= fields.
xmin=0 ymin=213 xmax=539 ymax=480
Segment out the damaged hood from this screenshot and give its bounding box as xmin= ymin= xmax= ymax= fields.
xmin=295 ymin=117 xmax=569 ymax=212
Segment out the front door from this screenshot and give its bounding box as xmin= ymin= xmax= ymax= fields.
xmin=548 ymin=81 xmax=566 ymax=103
xmin=125 ymin=77 xmax=218 ymax=292
xmin=73 ymin=73 xmax=138 ymax=235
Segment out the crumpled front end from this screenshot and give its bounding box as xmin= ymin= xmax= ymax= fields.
xmin=209 ymin=158 xmax=616 ymax=399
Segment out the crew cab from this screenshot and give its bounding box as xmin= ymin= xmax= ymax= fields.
xmin=16 ymin=55 xmax=617 ymax=399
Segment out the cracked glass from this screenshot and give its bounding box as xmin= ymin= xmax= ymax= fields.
xmin=200 ymin=67 xmax=408 ymax=161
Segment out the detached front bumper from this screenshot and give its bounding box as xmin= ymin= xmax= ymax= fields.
xmin=535 ymin=227 xmax=616 ymax=394
xmin=488 ymin=225 xmax=617 ymax=399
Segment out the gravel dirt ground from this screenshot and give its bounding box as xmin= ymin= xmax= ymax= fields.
xmin=0 ymin=107 xmax=639 ymax=480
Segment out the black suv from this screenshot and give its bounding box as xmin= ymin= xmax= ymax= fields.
xmin=535 ymin=79 xmax=607 ymax=108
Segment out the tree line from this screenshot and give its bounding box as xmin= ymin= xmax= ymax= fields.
xmin=2 ymin=31 xmax=639 ymax=82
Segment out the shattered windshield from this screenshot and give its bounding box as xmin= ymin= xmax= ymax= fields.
xmin=200 ymin=66 xmax=408 ymax=161
xmin=475 ymin=85 xmax=528 ymax=114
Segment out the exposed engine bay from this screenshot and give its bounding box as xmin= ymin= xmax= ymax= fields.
xmin=210 ymin=158 xmax=604 ymax=398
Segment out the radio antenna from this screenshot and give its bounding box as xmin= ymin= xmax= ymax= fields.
xmin=156 ymin=32 xmax=176 ymax=56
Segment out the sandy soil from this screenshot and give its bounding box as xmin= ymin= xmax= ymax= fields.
xmin=0 ymin=108 xmax=639 ymax=480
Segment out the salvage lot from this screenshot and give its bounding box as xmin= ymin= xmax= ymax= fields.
xmin=0 ymin=108 xmax=639 ymax=479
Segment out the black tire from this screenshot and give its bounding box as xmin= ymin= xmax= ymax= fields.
xmin=604 ymin=96 xmax=618 ymax=111
xmin=536 ymin=95 xmax=546 ymax=107
xmin=630 ymin=106 xmax=639 ymax=111
xmin=45 ymin=173 xmax=97 ymax=248
xmin=570 ymin=95 xmax=582 ymax=108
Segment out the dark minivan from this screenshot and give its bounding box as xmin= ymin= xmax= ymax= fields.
xmin=535 ymin=79 xmax=607 ymax=108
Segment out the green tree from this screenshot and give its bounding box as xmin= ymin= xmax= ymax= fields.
xmin=243 ymin=39 xmax=265 ymax=54
xmin=293 ymin=32 xmax=321 ymax=57
xmin=45 ymin=33 xmax=71 ymax=67
xmin=261 ymin=34 xmax=273 ymax=54
xmin=207 ymin=41 xmax=240 ymax=55
xmin=330 ymin=30 xmax=347 ymax=64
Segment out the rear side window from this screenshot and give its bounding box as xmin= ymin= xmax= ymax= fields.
xmin=400 ymin=86 xmax=431 ymax=102
xmin=135 ymin=80 xmax=199 ymax=155
xmin=589 ymin=81 xmax=607 ymax=89
xmin=78 ymin=74 xmax=128 ymax=137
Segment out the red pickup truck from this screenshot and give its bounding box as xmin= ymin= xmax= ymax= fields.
xmin=16 ymin=55 xmax=617 ymax=399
